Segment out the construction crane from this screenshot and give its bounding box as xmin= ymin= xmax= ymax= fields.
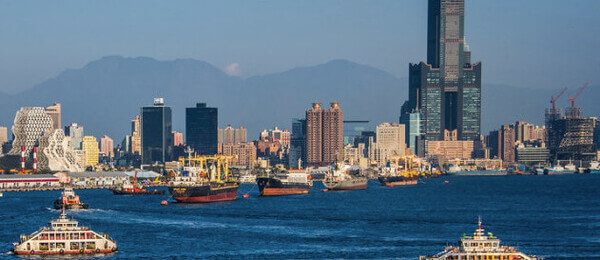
xmin=550 ymin=86 xmax=568 ymax=112
xmin=568 ymin=82 xmax=588 ymax=109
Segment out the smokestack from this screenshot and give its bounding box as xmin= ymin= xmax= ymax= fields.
xmin=21 ymin=145 xmax=25 ymax=172
xmin=33 ymin=147 xmax=37 ymax=173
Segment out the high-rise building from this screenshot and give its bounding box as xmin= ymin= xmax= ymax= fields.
xmin=100 ymin=135 xmax=114 ymax=158
xmin=404 ymin=0 xmax=481 ymax=142
xmin=0 ymin=126 xmax=7 ymax=146
xmin=82 ymin=136 xmax=99 ymax=167
xmin=488 ymin=125 xmax=515 ymax=165
xmin=371 ymin=123 xmax=406 ymax=165
xmin=64 ymin=123 xmax=84 ymax=150
xmin=186 ymin=103 xmax=217 ymax=155
xmin=223 ymin=126 xmax=235 ymax=145
xmin=323 ymin=102 xmax=344 ymax=163
xmin=305 ymin=102 xmax=343 ymax=166
xmin=8 ymin=106 xmax=82 ymax=171
xmin=45 ymin=103 xmax=61 ymax=130
xmin=289 ymin=119 xmax=306 ymax=169
xmin=306 ymin=103 xmax=323 ymax=166
xmin=9 ymin=107 xmax=54 ymax=155
xmin=141 ymin=98 xmax=173 ymax=164
xmin=234 ymin=127 xmax=247 ymax=144
xmin=172 ymin=131 xmax=183 ymax=146
xmin=131 ymin=115 xmax=141 ymax=154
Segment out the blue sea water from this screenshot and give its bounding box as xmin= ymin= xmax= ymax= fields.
xmin=1 ymin=175 xmax=599 ymax=259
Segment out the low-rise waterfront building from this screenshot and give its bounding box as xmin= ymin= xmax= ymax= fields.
xmin=0 ymin=174 xmax=60 ymax=190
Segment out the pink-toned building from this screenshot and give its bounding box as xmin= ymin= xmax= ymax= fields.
xmin=172 ymin=131 xmax=184 ymax=146
xmin=100 ymin=135 xmax=114 ymax=158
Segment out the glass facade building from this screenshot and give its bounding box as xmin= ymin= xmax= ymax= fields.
xmin=141 ymin=98 xmax=173 ymax=164
xmin=186 ymin=103 xmax=218 ymax=155
xmin=405 ymin=0 xmax=481 ymax=142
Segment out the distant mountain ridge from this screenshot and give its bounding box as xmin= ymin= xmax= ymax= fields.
xmin=0 ymin=56 xmax=598 ymax=142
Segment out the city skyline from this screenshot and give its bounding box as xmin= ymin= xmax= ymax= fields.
xmin=1 ymin=1 xmax=599 ymax=94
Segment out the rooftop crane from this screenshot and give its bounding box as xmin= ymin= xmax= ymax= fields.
xmin=568 ymin=82 xmax=589 ymax=109
xmin=550 ymin=86 xmax=568 ymax=111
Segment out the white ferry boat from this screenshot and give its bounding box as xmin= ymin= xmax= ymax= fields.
xmin=420 ymin=220 xmax=542 ymax=260
xmin=12 ymin=209 xmax=117 ymax=255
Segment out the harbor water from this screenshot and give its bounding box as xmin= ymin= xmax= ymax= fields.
xmin=1 ymin=174 xmax=599 ymax=259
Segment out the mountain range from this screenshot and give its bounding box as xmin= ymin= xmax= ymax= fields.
xmin=0 ymin=56 xmax=598 ymax=142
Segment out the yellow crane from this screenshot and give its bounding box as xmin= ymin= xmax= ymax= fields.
xmin=178 ymin=154 xmax=237 ymax=182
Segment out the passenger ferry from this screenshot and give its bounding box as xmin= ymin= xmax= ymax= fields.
xmin=420 ymin=219 xmax=542 ymax=260
xmin=11 ymin=209 xmax=117 ymax=255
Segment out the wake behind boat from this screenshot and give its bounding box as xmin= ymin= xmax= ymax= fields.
xmin=53 ymin=186 xmax=88 ymax=209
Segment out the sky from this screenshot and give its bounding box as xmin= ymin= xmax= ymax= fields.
xmin=1 ymin=0 xmax=599 ymax=94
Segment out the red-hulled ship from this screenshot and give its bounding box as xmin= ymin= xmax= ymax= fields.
xmin=257 ymin=169 xmax=312 ymax=196
xmin=111 ymin=172 xmax=165 ymax=195
xmin=168 ymin=154 xmax=239 ymax=203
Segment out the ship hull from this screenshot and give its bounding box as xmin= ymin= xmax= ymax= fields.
xmin=13 ymin=248 xmax=117 ymax=255
xmin=169 ymin=182 xmax=239 ymax=203
xmin=53 ymin=200 xmax=89 ymax=210
xmin=378 ymin=176 xmax=418 ymax=186
xmin=257 ymin=177 xmax=311 ymax=196
xmin=110 ymin=189 xmax=165 ymax=195
xmin=323 ymin=178 xmax=367 ymax=190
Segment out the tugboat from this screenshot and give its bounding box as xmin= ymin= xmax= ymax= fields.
xmin=168 ymin=154 xmax=239 ymax=203
xmin=257 ymin=169 xmax=312 ymax=196
xmin=53 ymin=187 xmax=89 ymax=209
xmin=378 ymin=161 xmax=419 ymax=187
xmin=419 ymin=219 xmax=542 ymax=260
xmin=11 ymin=207 xmax=117 ymax=255
xmin=323 ymin=163 xmax=367 ymax=191
xmin=111 ymin=172 xmax=165 ymax=195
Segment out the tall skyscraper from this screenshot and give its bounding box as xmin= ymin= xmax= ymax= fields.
xmin=322 ymin=102 xmax=344 ymax=163
xmin=82 ymin=136 xmax=99 ymax=167
xmin=100 ymin=135 xmax=114 ymax=158
xmin=289 ymin=119 xmax=307 ymax=169
xmin=186 ymin=103 xmax=218 ymax=155
xmin=141 ymin=98 xmax=173 ymax=164
xmin=223 ymin=126 xmax=235 ymax=145
xmin=45 ymin=103 xmax=61 ymax=130
xmin=64 ymin=123 xmax=84 ymax=150
xmin=404 ymin=0 xmax=481 ymax=141
xmin=305 ymin=102 xmax=344 ymax=166
xmin=306 ymin=103 xmax=323 ymax=165
xmin=131 ymin=115 xmax=141 ymax=154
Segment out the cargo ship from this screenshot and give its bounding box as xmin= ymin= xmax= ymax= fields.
xmin=111 ymin=172 xmax=164 ymax=195
xmin=168 ymin=154 xmax=239 ymax=203
xmin=12 ymin=208 xmax=117 ymax=255
xmin=378 ymin=161 xmax=420 ymax=187
xmin=323 ymin=163 xmax=367 ymax=191
xmin=257 ymin=169 xmax=312 ymax=196
xmin=419 ymin=219 xmax=542 ymax=260
xmin=53 ymin=187 xmax=88 ymax=209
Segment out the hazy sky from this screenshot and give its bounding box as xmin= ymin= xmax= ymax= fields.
xmin=1 ymin=0 xmax=599 ymax=94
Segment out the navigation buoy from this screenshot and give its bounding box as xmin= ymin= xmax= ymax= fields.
xmin=161 ymin=200 xmax=168 ymax=206
xmin=444 ymin=180 xmax=450 ymax=184
xmin=243 ymin=194 xmax=250 ymax=198
xmin=322 ymin=189 xmax=328 ymax=192
xmin=387 ymin=184 xmax=394 ymax=188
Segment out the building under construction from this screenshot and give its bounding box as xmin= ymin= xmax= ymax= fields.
xmin=546 ymin=84 xmax=596 ymax=162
